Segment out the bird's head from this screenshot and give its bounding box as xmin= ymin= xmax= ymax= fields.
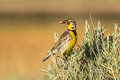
xmin=59 ymin=19 xmax=76 ymax=31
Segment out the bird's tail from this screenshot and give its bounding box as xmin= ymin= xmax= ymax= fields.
xmin=42 ymin=51 xmax=54 ymax=62
xmin=42 ymin=55 xmax=50 ymax=62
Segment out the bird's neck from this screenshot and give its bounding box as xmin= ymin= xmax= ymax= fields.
xmin=68 ymin=29 xmax=77 ymax=36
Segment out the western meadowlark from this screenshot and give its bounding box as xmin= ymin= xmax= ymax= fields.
xmin=42 ymin=19 xmax=77 ymax=62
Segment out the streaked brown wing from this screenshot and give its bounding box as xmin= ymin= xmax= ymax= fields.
xmin=51 ymin=30 xmax=70 ymax=53
xmin=42 ymin=30 xmax=70 ymax=62
xmin=56 ymin=30 xmax=69 ymax=44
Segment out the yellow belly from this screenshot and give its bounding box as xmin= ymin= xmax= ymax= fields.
xmin=65 ymin=31 xmax=77 ymax=56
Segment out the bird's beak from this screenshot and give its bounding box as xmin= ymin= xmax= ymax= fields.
xmin=59 ymin=20 xmax=66 ymax=24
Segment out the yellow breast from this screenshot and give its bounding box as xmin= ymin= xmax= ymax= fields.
xmin=65 ymin=31 xmax=77 ymax=55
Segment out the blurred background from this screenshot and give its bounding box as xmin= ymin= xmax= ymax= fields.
xmin=0 ymin=0 xmax=120 ymax=80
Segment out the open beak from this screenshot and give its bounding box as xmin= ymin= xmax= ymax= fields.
xmin=59 ymin=20 xmax=66 ymax=24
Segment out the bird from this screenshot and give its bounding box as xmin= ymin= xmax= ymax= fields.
xmin=42 ymin=19 xmax=77 ymax=62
